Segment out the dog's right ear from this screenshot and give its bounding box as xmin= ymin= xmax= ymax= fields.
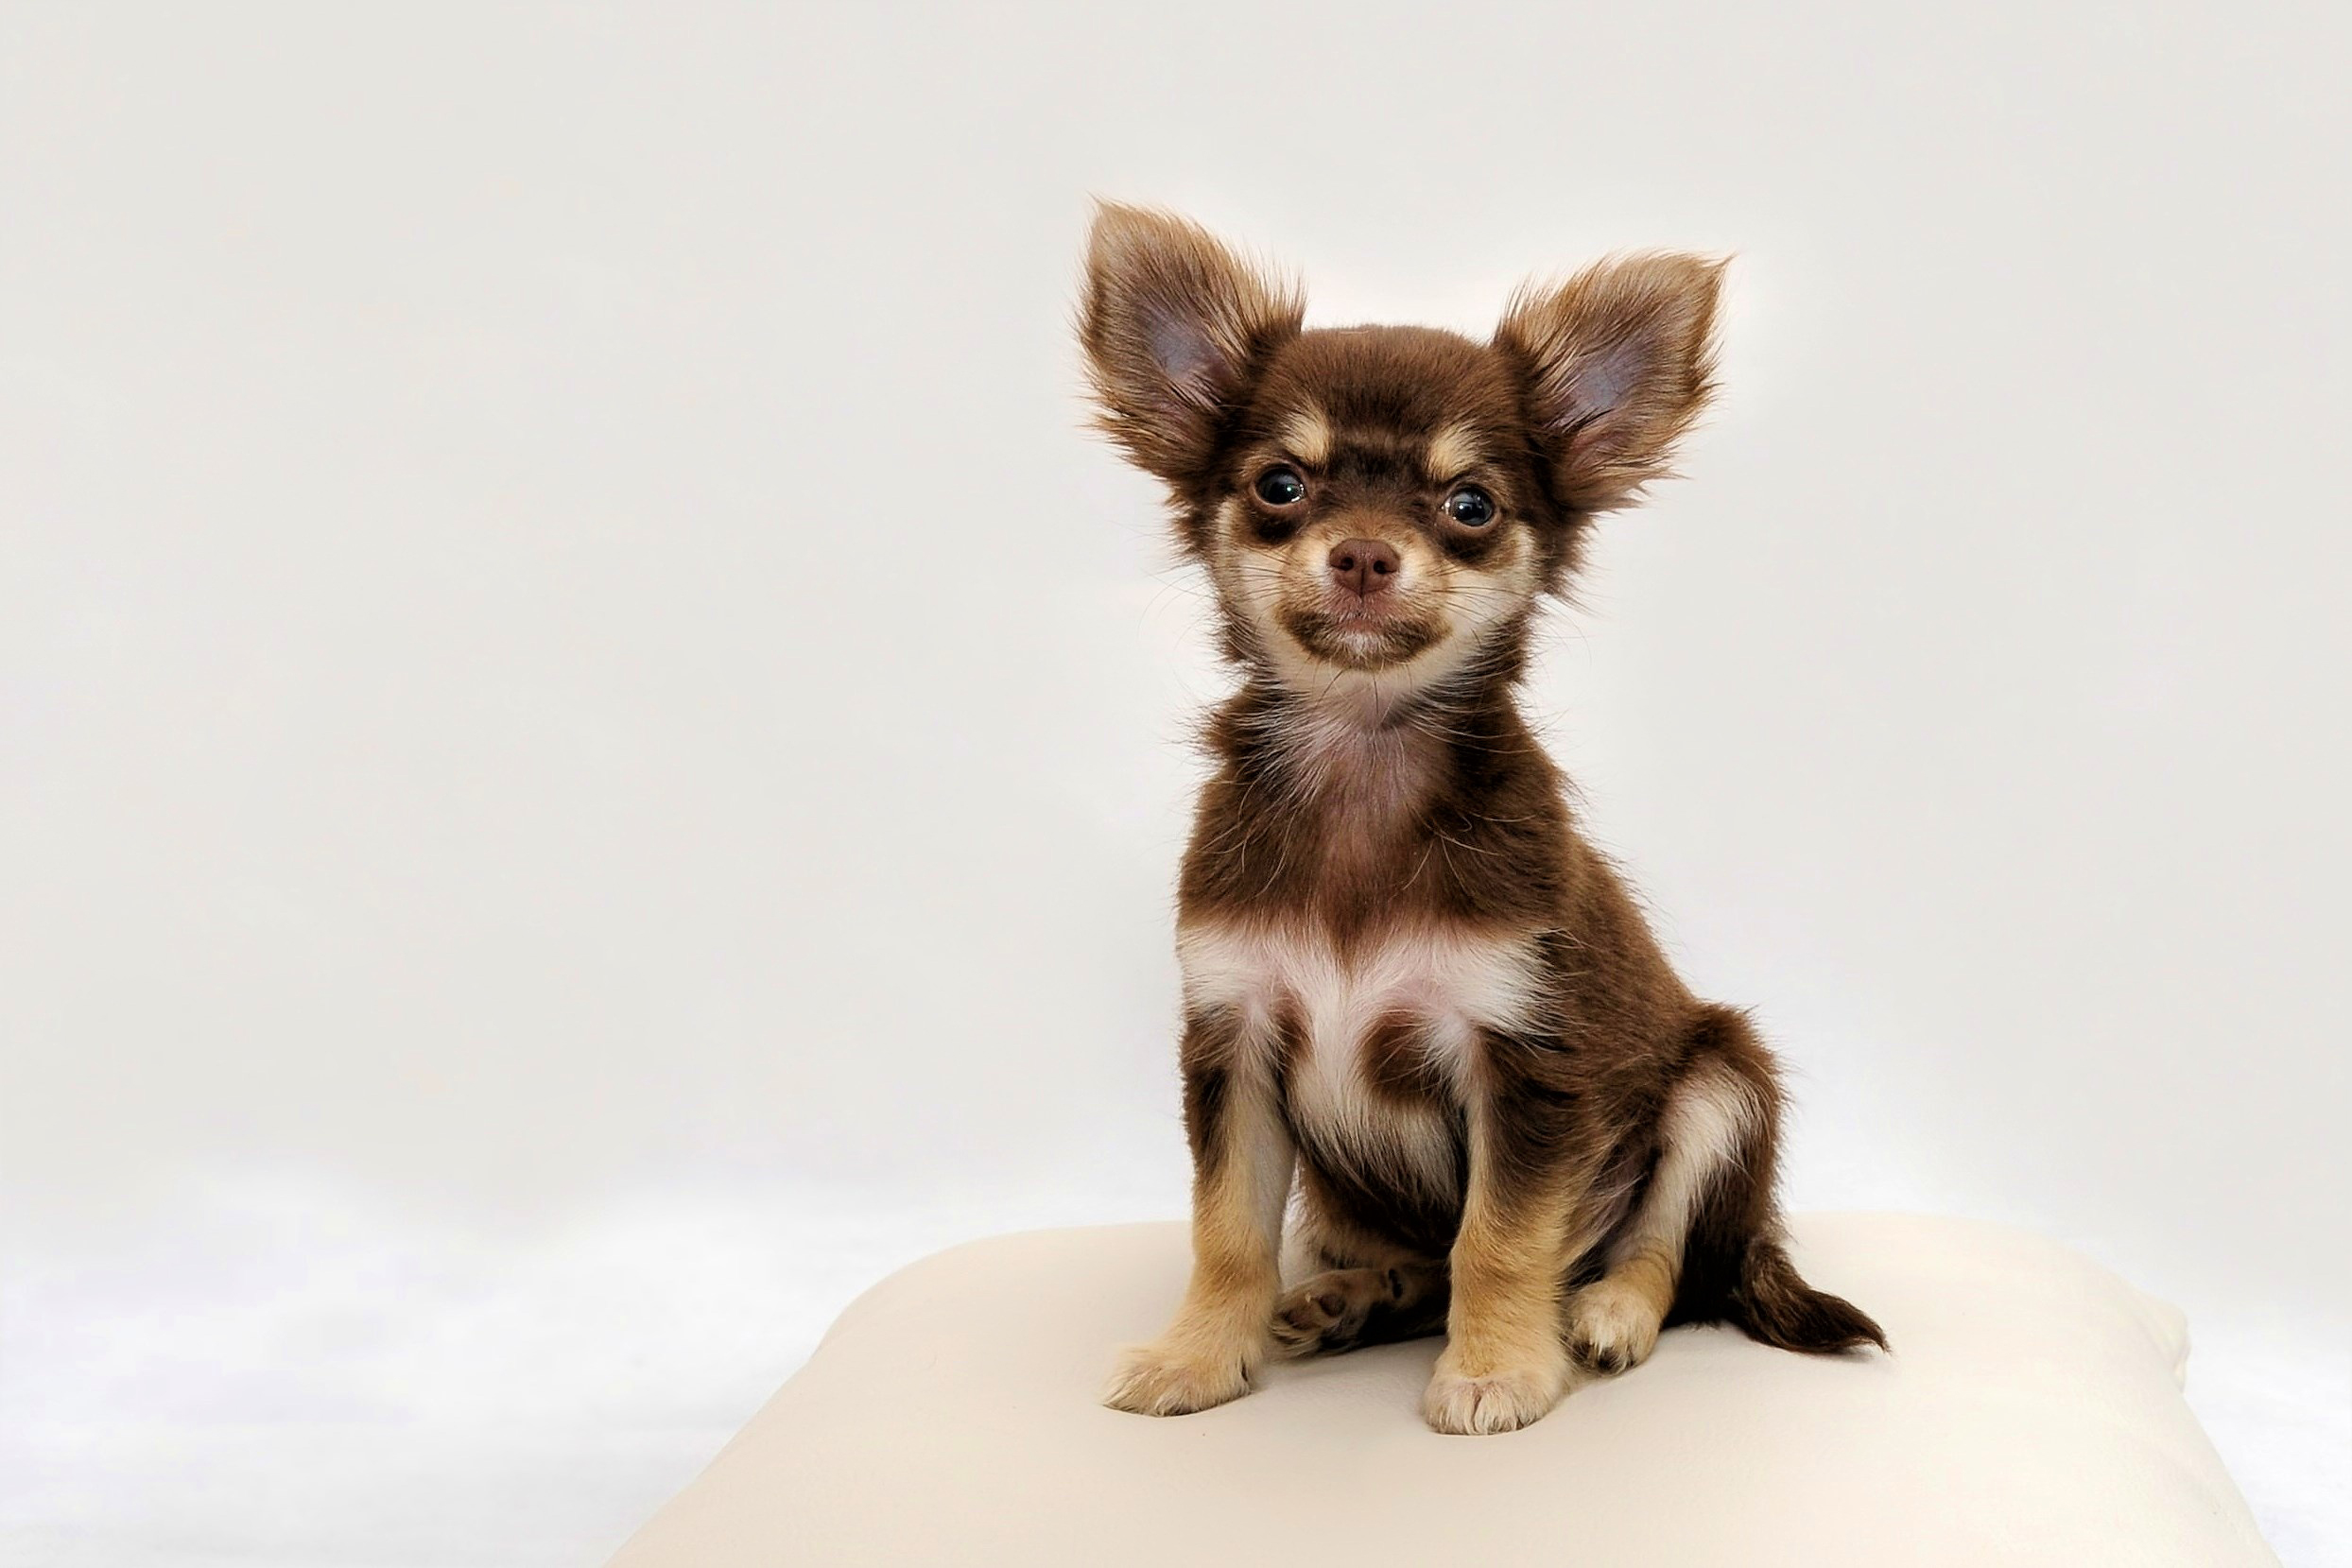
xmin=1079 ymin=202 xmax=1303 ymax=493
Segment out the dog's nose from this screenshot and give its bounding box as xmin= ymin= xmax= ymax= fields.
xmin=1327 ymin=538 xmax=1400 ymax=598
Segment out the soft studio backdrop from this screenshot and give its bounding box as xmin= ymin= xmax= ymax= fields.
xmin=3 ymin=5 xmax=2345 ymax=1564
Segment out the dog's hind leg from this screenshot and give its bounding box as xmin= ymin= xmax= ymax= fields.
xmin=1271 ymin=1259 xmax=1448 ymax=1357
xmin=1564 ymin=1011 xmax=1764 ymax=1374
xmin=1566 ymin=1006 xmax=1885 ymax=1373
xmin=1270 ymin=1187 xmax=1447 ymax=1358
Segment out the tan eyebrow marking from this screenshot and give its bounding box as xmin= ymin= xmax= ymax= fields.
xmin=1425 ymin=422 xmax=1485 ymax=482
xmin=1279 ymin=407 xmax=1333 ymax=467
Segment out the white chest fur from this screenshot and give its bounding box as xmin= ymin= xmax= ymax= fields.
xmin=1175 ymin=919 xmax=1548 ymax=1187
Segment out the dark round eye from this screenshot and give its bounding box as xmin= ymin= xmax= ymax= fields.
xmin=1444 ymin=485 xmax=1496 ymax=526
xmin=1254 ymin=466 xmax=1307 ymax=508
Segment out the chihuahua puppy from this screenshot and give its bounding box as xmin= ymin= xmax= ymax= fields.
xmin=1081 ymin=205 xmax=1883 ymax=1436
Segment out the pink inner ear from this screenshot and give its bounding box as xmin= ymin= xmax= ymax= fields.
xmin=1562 ymin=335 xmax=1651 ymax=428
xmin=1147 ymin=305 xmax=1227 ymax=410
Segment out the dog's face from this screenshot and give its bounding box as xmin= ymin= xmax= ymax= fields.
xmin=1202 ymin=327 xmax=1550 ymax=699
xmin=1079 ymin=205 xmax=1721 ymax=706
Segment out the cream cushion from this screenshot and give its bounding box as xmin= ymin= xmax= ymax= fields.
xmin=607 ymin=1213 xmax=2277 ymax=1566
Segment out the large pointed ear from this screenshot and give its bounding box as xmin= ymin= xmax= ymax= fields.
xmin=1493 ymin=252 xmax=1724 ymax=513
xmin=1078 ymin=202 xmax=1304 ymax=491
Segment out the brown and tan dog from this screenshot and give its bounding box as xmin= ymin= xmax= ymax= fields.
xmin=1081 ymin=204 xmax=1884 ymax=1436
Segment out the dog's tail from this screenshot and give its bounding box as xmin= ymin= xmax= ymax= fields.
xmin=1722 ymin=1233 xmax=1887 ymax=1354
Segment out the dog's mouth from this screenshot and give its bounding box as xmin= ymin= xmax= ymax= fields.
xmin=1280 ymin=604 xmax=1443 ymax=670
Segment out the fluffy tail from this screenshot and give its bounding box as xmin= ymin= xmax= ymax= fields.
xmin=1725 ymin=1234 xmax=1887 ymax=1354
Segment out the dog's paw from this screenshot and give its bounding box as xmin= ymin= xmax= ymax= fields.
xmin=1102 ymin=1340 xmax=1253 ymax=1417
xmin=1269 ymin=1267 xmax=1388 ymax=1358
xmin=1422 ymin=1347 xmax=1568 ymax=1435
xmin=1565 ymin=1277 xmax=1664 ymax=1375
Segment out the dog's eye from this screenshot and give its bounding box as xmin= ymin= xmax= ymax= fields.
xmin=1444 ymin=485 xmax=1496 ymax=527
xmin=1254 ymin=466 xmax=1307 ymax=508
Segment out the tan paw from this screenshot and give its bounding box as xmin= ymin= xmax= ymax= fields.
xmin=1269 ymin=1267 xmax=1387 ymax=1358
xmin=1565 ymin=1278 xmax=1664 ymax=1375
xmin=1101 ymin=1340 xmax=1253 ymax=1417
xmin=1422 ymin=1348 xmax=1568 ymax=1435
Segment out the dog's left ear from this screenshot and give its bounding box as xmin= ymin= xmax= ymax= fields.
xmin=1494 ymin=253 xmax=1724 ymax=513
xmin=1079 ymin=202 xmax=1303 ymax=495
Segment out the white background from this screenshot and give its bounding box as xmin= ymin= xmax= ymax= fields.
xmin=3 ymin=4 xmax=2345 ymax=1564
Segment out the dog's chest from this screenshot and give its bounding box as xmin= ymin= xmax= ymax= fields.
xmin=1176 ymin=920 xmax=1548 ymax=1180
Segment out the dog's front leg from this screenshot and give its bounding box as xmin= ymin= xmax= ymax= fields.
xmin=1104 ymin=1008 xmax=1295 ymax=1416
xmin=1423 ymin=1094 xmax=1592 ymax=1436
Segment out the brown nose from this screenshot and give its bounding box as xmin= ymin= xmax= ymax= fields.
xmin=1326 ymin=538 xmax=1400 ymax=597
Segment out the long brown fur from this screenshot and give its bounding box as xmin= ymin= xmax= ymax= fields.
xmin=1084 ymin=203 xmax=1883 ymax=1435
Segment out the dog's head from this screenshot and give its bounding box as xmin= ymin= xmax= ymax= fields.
xmin=1079 ymin=203 xmax=1721 ymax=708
